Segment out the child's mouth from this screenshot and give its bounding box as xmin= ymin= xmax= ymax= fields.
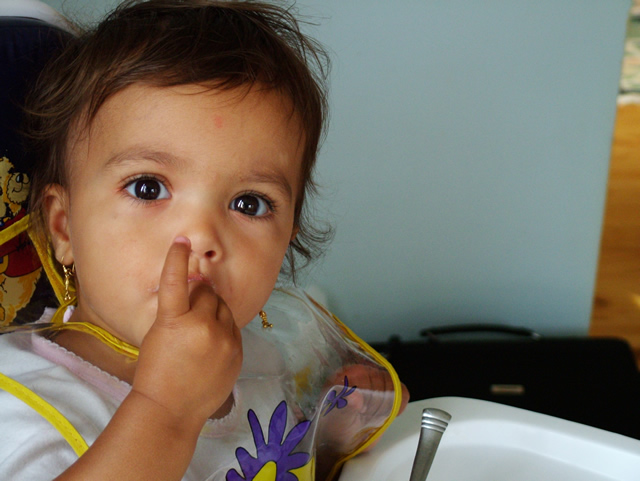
xmin=187 ymin=273 xmax=215 ymax=288
xmin=148 ymin=274 xmax=215 ymax=293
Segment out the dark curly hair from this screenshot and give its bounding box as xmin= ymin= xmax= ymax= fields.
xmin=25 ymin=0 xmax=331 ymax=279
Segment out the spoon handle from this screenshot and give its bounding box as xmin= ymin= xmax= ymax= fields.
xmin=408 ymin=408 xmax=451 ymax=481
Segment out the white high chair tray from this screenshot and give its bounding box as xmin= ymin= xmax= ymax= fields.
xmin=339 ymin=397 xmax=640 ymax=480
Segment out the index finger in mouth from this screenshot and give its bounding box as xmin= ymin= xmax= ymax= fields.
xmin=157 ymin=236 xmax=192 ymax=318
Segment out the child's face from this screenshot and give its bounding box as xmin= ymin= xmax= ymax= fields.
xmin=47 ymin=84 xmax=303 ymax=346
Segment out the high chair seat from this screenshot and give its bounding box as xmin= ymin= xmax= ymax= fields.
xmin=339 ymin=397 xmax=640 ymax=481
xmin=0 ymin=3 xmax=71 ymax=325
xmin=0 ymin=0 xmax=69 ymax=30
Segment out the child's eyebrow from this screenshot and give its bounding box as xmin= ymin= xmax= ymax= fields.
xmin=103 ymin=148 xmax=183 ymax=170
xmin=237 ymin=171 xmax=294 ymax=201
xmin=103 ymin=147 xmax=294 ymax=200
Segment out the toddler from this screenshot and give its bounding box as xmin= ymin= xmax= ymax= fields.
xmin=0 ymin=1 xmax=408 ymax=480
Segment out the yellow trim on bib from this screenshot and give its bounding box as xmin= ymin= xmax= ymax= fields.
xmin=0 ymin=214 xmax=30 ymax=245
xmin=0 ymin=213 xmax=68 ymax=305
xmin=282 ymin=289 xmax=404 ymax=481
xmin=325 ymin=314 xmax=403 ymax=481
xmin=28 ymin=227 xmax=67 ymax=305
xmin=0 ymin=371 xmax=89 ymax=457
xmin=49 ymin=305 xmax=140 ymax=360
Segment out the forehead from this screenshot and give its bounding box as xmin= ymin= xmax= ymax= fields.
xmin=68 ymin=83 xmax=305 ymax=191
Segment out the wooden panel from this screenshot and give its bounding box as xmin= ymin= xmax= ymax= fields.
xmin=590 ymin=104 xmax=640 ymax=367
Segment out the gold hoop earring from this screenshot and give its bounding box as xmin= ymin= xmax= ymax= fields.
xmin=62 ymin=261 xmax=75 ymax=302
xmin=260 ymin=310 xmax=272 ymax=329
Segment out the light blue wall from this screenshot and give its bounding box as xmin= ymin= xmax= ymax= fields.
xmin=42 ymin=0 xmax=117 ymax=21
xmin=41 ymin=0 xmax=631 ymax=342
xmin=295 ymin=0 xmax=630 ymax=343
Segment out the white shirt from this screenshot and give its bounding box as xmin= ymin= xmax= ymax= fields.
xmin=0 ymin=289 xmax=398 ymax=480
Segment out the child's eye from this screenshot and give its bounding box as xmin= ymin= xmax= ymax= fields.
xmin=230 ymin=194 xmax=271 ymax=217
xmin=125 ymin=177 xmax=170 ymax=201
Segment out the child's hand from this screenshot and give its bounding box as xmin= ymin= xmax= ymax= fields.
xmin=56 ymin=238 xmax=243 ymax=480
xmin=132 ymin=237 xmax=243 ymax=429
xmin=315 ymin=365 xmax=410 ymax=479
xmin=318 ymin=365 xmax=410 ymax=451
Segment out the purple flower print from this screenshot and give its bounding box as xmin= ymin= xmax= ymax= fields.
xmin=226 ymin=401 xmax=311 ymax=481
xmin=322 ymin=376 xmax=356 ymax=416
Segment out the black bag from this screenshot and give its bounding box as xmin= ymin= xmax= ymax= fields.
xmin=374 ymin=325 xmax=640 ymax=440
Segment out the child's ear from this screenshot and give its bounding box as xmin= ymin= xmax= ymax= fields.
xmin=290 ymin=225 xmax=299 ymax=242
xmin=44 ymin=184 xmax=73 ymax=264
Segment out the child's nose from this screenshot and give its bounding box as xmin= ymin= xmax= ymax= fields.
xmin=183 ymin=208 xmax=224 ymax=261
xmin=190 ymin=231 xmax=220 ymax=261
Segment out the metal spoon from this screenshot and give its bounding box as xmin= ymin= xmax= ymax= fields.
xmin=408 ymin=408 xmax=451 ymax=481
